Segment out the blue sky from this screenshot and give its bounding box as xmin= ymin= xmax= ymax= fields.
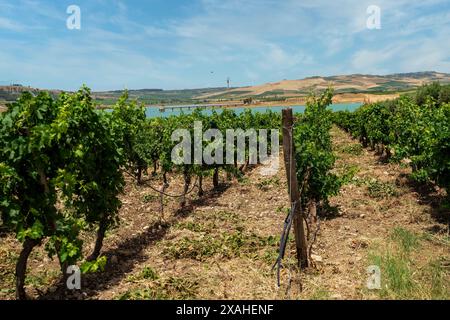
xmin=0 ymin=0 xmax=449 ymax=91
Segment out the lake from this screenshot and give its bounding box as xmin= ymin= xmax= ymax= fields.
xmin=144 ymin=103 xmax=362 ymax=118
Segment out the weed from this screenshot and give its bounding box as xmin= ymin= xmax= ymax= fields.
xmin=117 ymin=276 xmax=198 ymax=300
xmin=341 ymin=144 xmax=363 ymax=156
xmin=163 ymin=236 xmax=221 ymax=261
xmin=237 ymin=176 xmax=250 ymax=185
xmin=369 ymin=249 xmax=415 ymax=299
xmin=262 ymin=249 xmax=279 ymax=265
xmin=25 ymin=269 xmax=59 ymax=288
xmin=424 ymin=259 xmax=449 ymax=299
xmin=276 ymin=206 xmax=289 ymax=215
xmin=423 ymin=232 xmax=450 ymax=246
xmin=163 ymin=232 xmax=279 ymax=262
xmin=214 ymin=211 xmax=240 ymax=222
xmin=126 ymin=266 xmax=159 ymax=283
xmin=173 ymin=221 xmax=209 ymax=233
xmin=390 ymin=227 xmax=420 ymax=253
xmin=257 ymin=177 xmax=280 ymax=190
xmin=141 ymin=266 xmax=159 ymax=280
xmin=142 ymin=194 xmax=158 ymax=203
xmin=339 ymin=164 xmax=360 ymax=185
xmin=366 ymin=228 xmax=449 ymax=299
xmin=2 ymin=250 xmax=19 ymax=265
xmin=309 ymin=287 xmax=331 ymax=300
xmin=367 ymin=180 xmax=399 ymax=198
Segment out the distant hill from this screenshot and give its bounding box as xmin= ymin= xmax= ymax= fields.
xmin=1 ymin=72 xmax=449 ymax=106
xmin=195 ymin=71 xmax=450 ymax=100
xmin=0 ymin=85 xmax=61 ymax=103
xmin=93 ymin=87 xmax=229 ymax=105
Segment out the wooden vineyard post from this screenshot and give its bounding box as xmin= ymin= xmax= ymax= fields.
xmin=282 ymin=108 xmax=309 ymax=268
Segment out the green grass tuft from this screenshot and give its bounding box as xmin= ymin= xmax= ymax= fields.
xmin=367 ymin=180 xmax=399 ymax=198
xmin=366 ymin=228 xmax=449 ymax=300
xmin=117 ymin=276 xmax=198 ymax=300
xmin=341 ymin=143 xmax=364 ymax=156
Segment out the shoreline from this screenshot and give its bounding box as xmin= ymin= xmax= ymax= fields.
xmin=1 ymin=92 xmax=400 ymax=112
xmin=142 ymin=92 xmax=400 ymax=110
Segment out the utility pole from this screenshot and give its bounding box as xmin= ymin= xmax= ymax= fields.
xmin=227 ymin=77 xmax=230 ymax=89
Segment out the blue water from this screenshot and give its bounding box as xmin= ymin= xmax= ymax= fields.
xmin=144 ymin=103 xmax=361 ymax=118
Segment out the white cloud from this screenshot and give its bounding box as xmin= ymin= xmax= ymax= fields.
xmin=352 ymin=24 xmax=450 ymax=75
xmin=0 ymin=17 xmax=24 ymax=31
xmin=0 ymin=0 xmax=449 ymax=89
xmin=351 ymin=48 xmax=397 ymax=74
